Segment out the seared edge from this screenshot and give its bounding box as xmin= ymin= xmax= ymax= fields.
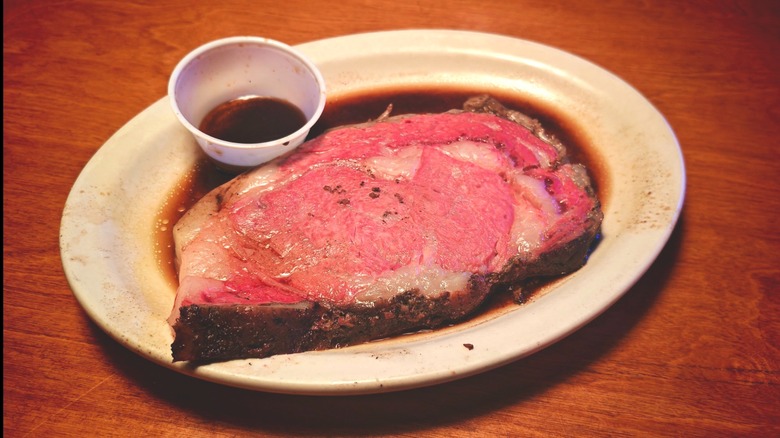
xmin=172 ymin=276 xmax=491 ymax=362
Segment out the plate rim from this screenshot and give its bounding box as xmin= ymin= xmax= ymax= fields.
xmin=60 ymin=29 xmax=685 ymax=395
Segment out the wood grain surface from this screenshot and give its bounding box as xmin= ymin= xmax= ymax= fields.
xmin=4 ymin=1 xmax=779 ymax=436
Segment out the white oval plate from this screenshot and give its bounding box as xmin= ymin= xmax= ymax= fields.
xmin=60 ymin=30 xmax=685 ymax=395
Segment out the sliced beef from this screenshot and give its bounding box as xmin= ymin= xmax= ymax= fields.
xmin=169 ymin=95 xmax=603 ymax=362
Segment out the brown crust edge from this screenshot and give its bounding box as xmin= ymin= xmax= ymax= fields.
xmin=171 ymin=275 xmax=491 ymax=362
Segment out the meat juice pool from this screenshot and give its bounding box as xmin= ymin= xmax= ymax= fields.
xmin=155 ymin=87 xmax=607 ymax=310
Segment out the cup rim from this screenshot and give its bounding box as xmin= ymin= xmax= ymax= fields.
xmin=167 ymin=36 xmax=327 ymax=151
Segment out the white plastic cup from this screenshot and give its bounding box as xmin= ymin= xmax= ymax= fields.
xmin=168 ymin=36 xmax=326 ymax=172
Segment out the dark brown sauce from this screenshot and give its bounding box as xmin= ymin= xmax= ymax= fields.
xmin=199 ymin=96 xmax=307 ymax=144
xmin=156 ymin=86 xmax=609 ymax=306
xmin=155 ymin=160 xmax=232 ymax=289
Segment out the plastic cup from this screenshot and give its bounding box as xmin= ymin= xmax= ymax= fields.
xmin=168 ymin=36 xmax=326 ymax=172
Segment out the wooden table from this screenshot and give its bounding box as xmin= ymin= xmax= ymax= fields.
xmin=5 ymin=1 xmax=779 ymax=436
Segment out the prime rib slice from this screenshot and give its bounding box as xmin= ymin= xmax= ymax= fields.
xmin=169 ymin=95 xmax=603 ymax=362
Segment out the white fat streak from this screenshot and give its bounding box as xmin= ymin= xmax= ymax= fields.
xmin=438 ymin=140 xmax=504 ymax=172
xmin=511 ymin=202 xmax=546 ymax=256
xmin=485 ymin=118 xmax=554 ymax=168
xmin=510 ymin=173 xmax=560 ymax=256
xmin=177 ymin=216 xmax=237 ymax=280
xmin=437 ymin=135 xmax=551 ymax=171
xmin=512 ymin=173 xmax=560 ymax=217
xmin=231 ymin=162 xmax=283 ymax=198
xmin=362 ymin=145 xmax=422 ymax=179
xmin=530 ymin=145 xmax=552 ymax=169
xmin=353 ymin=263 xmax=471 ymax=304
